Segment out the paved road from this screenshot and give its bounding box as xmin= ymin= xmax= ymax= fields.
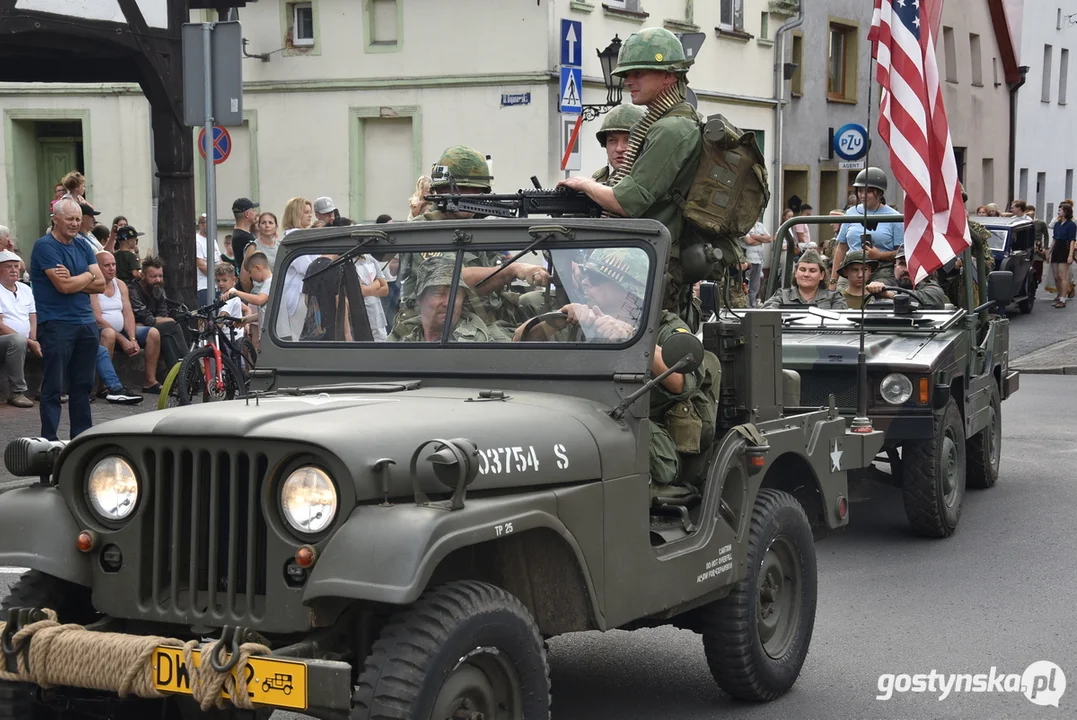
xmin=1005 ymin=283 xmax=1077 ymax=359
xmin=2 ymin=340 xmax=1075 ymax=718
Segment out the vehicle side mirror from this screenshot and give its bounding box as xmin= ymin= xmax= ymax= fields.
xmin=662 ymin=332 xmax=704 ymax=374
xmin=987 ymin=271 xmax=1014 ymax=308
xmin=699 ymin=281 xmax=717 ymax=319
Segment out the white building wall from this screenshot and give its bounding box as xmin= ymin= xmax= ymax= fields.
xmin=1010 ymin=0 xmax=1077 ymax=219
xmin=0 ymin=0 xmax=780 ymax=249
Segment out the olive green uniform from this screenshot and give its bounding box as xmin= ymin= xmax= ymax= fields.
xmin=903 ymin=276 xmax=948 ymax=309
xmin=762 ymin=287 xmax=849 ymax=309
xmin=649 ymin=311 xmax=720 ymax=486
xmin=939 ymin=216 xmax=994 ymax=306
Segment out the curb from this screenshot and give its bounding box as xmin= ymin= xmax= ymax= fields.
xmin=1009 ymin=366 xmax=1077 ymax=375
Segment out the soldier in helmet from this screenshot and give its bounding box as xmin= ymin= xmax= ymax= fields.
xmin=866 ymin=245 xmax=947 ymax=309
xmin=592 ymin=104 xmax=646 ymax=184
xmin=388 ymin=258 xmax=509 ymax=343
xmin=556 ymin=28 xmax=708 ymax=328
xmin=394 ymin=145 xmax=550 ymax=328
xmin=762 ymin=250 xmax=848 ymax=309
xmin=836 ymin=250 xmax=880 ymax=309
xmin=828 ymin=167 xmax=905 ymax=290
xmin=517 ymin=247 xmax=719 ymax=491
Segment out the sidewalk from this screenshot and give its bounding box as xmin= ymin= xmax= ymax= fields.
xmin=1010 ymin=336 xmax=1077 ymax=375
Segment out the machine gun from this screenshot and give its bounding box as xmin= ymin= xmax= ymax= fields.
xmin=425 ymin=176 xmax=602 ymax=219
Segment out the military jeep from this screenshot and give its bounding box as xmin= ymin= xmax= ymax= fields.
xmin=0 ymin=219 xmax=882 ymax=719
xmin=761 ymin=213 xmax=1020 ymax=538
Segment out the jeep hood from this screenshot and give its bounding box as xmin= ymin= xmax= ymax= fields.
xmin=77 ymin=389 xmax=612 ymax=496
xmin=780 ymin=328 xmax=960 ymax=372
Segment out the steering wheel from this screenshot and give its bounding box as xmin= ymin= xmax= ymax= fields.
xmin=518 ymin=310 xmax=571 ymax=340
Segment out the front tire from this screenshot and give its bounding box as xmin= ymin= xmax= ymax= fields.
xmin=352 ymin=581 xmax=550 ymax=720
xmin=176 ymin=346 xmax=246 ymax=405
xmin=901 ymin=399 xmax=966 ymax=537
xmin=700 ymin=489 xmax=818 ymax=702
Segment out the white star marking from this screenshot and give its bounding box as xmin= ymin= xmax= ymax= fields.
xmin=830 ymin=438 xmax=844 ymax=472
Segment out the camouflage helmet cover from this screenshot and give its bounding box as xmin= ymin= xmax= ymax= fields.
xmin=612 ymin=28 xmax=692 ymax=77
xmin=415 ymin=257 xmax=468 ymax=297
xmin=596 ymin=103 xmax=646 ymax=146
xmin=430 ymin=145 xmax=493 ymax=191
xmin=583 ymin=247 xmax=648 ymax=298
xmin=837 ymin=249 xmax=880 ymax=276
xmin=853 ymin=166 xmax=888 ymax=193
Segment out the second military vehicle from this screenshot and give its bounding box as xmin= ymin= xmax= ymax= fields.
xmin=0 ymin=218 xmax=882 ymax=719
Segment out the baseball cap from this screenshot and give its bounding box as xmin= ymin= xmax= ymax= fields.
xmin=232 ymin=198 xmax=259 ymax=214
xmin=0 ymin=250 xmax=20 ymax=264
xmin=116 ymin=226 xmax=144 ymax=241
xmin=313 ymin=196 xmax=337 ymax=215
xmin=79 ymin=203 xmax=100 ymax=217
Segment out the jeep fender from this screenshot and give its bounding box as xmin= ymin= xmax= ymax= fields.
xmin=0 ymin=485 xmax=91 ymax=585
xmin=303 ymin=490 xmax=600 ymax=615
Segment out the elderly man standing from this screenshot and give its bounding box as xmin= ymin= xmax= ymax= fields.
xmin=30 ymin=198 xmax=105 ymax=439
xmin=0 ymin=249 xmax=40 ymax=407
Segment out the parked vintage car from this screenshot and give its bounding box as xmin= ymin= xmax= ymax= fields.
xmin=980 ymin=215 xmax=1039 ymax=314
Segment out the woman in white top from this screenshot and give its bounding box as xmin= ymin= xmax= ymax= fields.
xmin=250 ymin=211 xmax=281 ymax=269
xmin=354 ymin=254 xmax=389 ymax=341
xmin=90 ymin=260 xmax=163 ymax=391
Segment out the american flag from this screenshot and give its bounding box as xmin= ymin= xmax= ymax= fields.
xmin=869 ymin=0 xmax=971 ymax=283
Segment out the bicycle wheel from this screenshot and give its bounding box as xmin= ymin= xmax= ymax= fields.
xmin=157 ymin=361 xmax=184 ymax=410
xmin=239 ymin=336 xmax=257 ymax=372
xmin=176 ymin=346 xmax=247 ymax=405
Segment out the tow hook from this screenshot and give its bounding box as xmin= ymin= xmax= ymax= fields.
xmin=2 ymin=607 xmax=49 ymax=672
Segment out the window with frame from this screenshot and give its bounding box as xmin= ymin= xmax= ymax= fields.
xmin=827 ymin=22 xmax=857 ymax=102
xmin=790 ymin=33 xmax=803 ymax=96
xmin=720 ymin=0 xmax=743 ymax=31
xmin=943 ymin=27 xmax=957 ymax=83
xmin=604 ymin=0 xmax=645 ymax=11
xmin=369 ymin=0 xmax=399 ymax=47
xmin=969 ymin=33 xmax=983 ymax=86
xmin=290 ymin=2 xmax=314 ymax=47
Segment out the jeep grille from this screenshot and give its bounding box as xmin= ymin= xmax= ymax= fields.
xmin=799 ymin=370 xmax=860 ymax=408
xmin=140 ymin=448 xmax=269 ymax=624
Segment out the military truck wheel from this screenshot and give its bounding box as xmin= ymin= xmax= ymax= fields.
xmin=352 ymin=581 xmax=550 ymax=720
xmin=967 ymin=384 xmax=1002 ymax=489
xmin=700 ymin=489 xmax=817 ymax=702
xmin=901 ymin=399 xmax=966 ymax=537
xmin=0 ymin=571 xmax=98 ymax=719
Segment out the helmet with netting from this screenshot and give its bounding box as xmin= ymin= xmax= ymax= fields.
xmin=612 ymin=28 xmax=692 ymax=77
xmin=582 ymin=247 xmax=648 ymax=299
xmin=595 ymin=104 xmax=645 ymax=146
xmin=430 ymin=146 xmax=493 ymax=191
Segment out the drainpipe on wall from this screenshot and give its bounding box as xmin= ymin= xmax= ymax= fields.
xmin=772 ymin=1 xmax=805 ymax=233
xmin=1007 ymin=65 xmax=1028 ymax=204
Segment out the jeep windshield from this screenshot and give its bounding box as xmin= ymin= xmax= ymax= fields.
xmin=269 ymin=240 xmax=656 ymax=348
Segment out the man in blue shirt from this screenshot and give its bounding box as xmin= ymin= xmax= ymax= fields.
xmin=828 ymin=167 xmax=904 ymax=290
xmin=30 ymin=197 xmax=106 ymax=440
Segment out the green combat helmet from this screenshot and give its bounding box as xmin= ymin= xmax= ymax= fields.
xmin=595 ymin=104 xmax=646 ymax=146
xmin=853 ymin=166 xmax=889 ymax=193
xmin=612 ymin=27 xmax=693 ymax=77
xmin=430 ymin=146 xmax=493 ymax=192
xmin=837 ymin=249 xmax=880 ymax=277
xmin=583 ymin=247 xmax=648 ymax=299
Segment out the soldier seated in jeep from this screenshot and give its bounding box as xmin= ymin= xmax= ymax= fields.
xmin=762 ymin=250 xmax=848 ymax=309
xmin=865 ymin=245 xmax=947 ymax=309
xmin=388 ymin=257 xmax=509 ymax=343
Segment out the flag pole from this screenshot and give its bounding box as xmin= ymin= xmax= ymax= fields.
xmin=850 ymin=30 xmax=876 ymax=435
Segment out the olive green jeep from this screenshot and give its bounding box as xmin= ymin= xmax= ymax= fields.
xmin=0 ymin=219 xmax=882 ymax=719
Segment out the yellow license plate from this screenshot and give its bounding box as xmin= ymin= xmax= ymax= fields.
xmin=151 ymin=646 xmax=308 ymax=710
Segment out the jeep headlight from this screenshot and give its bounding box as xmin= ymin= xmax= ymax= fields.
xmin=87 ymin=456 xmax=139 ymax=521
xmin=281 ymin=467 xmax=338 ymax=535
xmin=880 ymin=373 xmax=914 ymax=406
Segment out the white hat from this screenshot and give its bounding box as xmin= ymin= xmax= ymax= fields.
xmin=0 ymin=250 xmax=20 ymax=263
xmin=313 ymin=196 xmax=337 ymax=215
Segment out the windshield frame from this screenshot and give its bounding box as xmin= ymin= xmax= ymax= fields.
xmin=258 ymin=218 xmax=671 ymax=380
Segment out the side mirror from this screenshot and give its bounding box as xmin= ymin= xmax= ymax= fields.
xmin=987 ymin=270 xmax=1014 ymax=308
xmin=661 ymin=332 xmax=704 ymax=374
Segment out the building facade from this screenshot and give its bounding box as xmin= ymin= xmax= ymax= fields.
xmin=779 ymin=0 xmax=896 ymax=247
xmin=1007 ymin=0 xmax=1077 ymax=219
xmin=0 ymin=0 xmax=789 ymax=254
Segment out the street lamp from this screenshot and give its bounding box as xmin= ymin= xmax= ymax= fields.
xmin=582 ymin=35 xmax=624 ymax=121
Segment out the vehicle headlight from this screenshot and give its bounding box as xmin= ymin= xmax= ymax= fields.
xmin=880 ymin=373 xmax=914 ymax=405
xmin=281 ymin=467 xmax=338 ymax=535
xmin=87 ymin=456 xmax=139 ymax=521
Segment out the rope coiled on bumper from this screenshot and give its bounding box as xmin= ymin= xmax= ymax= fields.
xmin=0 ymin=610 xmax=271 ymax=711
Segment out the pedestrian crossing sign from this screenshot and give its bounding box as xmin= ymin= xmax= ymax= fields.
xmin=559 ymin=67 xmax=583 ymax=114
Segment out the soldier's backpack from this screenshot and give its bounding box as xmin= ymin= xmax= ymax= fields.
xmin=668 ymin=111 xmax=771 ymax=242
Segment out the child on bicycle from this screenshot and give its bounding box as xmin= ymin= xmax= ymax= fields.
xmin=223 ymin=251 xmax=272 ymax=349
xmin=215 ymin=264 xmax=254 ymax=337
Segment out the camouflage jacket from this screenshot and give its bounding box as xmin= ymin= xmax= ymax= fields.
xmin=387 ymin=311 xmax=509 ymax=343
xmin=762 ymin=287 xmax=849 ymax=310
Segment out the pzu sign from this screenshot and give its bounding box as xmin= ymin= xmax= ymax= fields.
xmin=833 ymin=123 xmax=868 ymax=161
